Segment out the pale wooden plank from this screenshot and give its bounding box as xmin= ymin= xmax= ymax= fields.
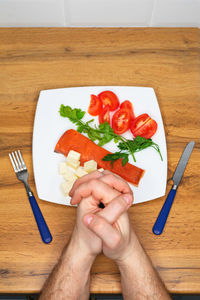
xmin=0 ymin=28 xmax=199 ymax=294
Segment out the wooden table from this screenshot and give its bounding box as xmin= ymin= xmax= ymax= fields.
xmin=0 ymin=28 xmax=199 ymax=295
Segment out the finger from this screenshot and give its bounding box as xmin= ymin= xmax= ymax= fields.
xmin=69 ymin=169 xmax=121 ymax=197
xmin=69 ymin=170 xmax=103 ymax=197
xmin=70 ymin=179 xmax=120 ymax=205
xmin=102 ymin=169 xmax=122 ymax=178
xmin=99 ymin=173 xmax=132 ymax=195
xmin=83 ymin=214 xmax=121 ymax=249
xmin=102 ymin=170 xmax=131 ymax=182
xmin=98 ymin=193 xmax=133 ymax=224
xmin=70 ymin=169 xmax=131 ymax=198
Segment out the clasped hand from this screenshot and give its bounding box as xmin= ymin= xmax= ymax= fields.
xmin=69 ymin=170 xmax=134 ymax=264
xmin=39 ymin=170 xmax=171 ymax=300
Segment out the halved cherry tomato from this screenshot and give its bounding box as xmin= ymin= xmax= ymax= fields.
xmin=130 ymin=113 xmax=157 ymax=139
xmin=99 ymin=105 xmax=110 ymax=124
xmin=98 ymin=90 xmax=120 ymax=111
xmin=88 ymin=94 xmax=102 ymax=116
xmin=120 ymin=100 xmax=135 ymax=121
xmin=112 ymin=108 xmax=131 ymax=134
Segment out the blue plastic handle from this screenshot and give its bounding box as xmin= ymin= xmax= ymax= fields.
xmin=152 ymin=188 xmax=177 ymax=235
xmin=29 ymin=195 xmax=52 ymax=244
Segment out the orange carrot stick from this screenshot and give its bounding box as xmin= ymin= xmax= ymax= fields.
xmin=55 ymin=129 xmax=144 ymax=186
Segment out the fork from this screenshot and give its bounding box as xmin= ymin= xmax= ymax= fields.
xmin=9 ymin=150 xmax=52 ymax=244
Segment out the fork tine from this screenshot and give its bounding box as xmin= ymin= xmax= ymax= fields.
xmin=18 ymin=150 xmax=27 ymax=170
xmin=9 ymin=152 xmax=19 ymax=172
xmin=9 ymin=153 xmax=18 ymax=172
xmin=11 ymin=152 xmax=20 ymax=172
xmin=15 ymin=151 xmax=23 ymax=171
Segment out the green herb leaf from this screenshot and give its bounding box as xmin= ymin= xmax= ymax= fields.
xmin=102 ymin=152 xmax=129 ymax=167
xmin=99 ymin=122 xmax=114 ymax=134
xmin=98 ymin=134 xmax=113 ymax=147
xmin=122 ymin=155 xmax=129 ymax=166
xmin=59 ymin=104 xmax=163 ymax=166
xmin=59 ymin=105 xmax=85 ymax=122
xmin=117 ymin=136 xmax=163 ymax=162
xmin=87 ymin=130 xmax=97 ymax=141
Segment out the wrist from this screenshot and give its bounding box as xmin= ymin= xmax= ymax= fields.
xmin=116 ymin=230 xmax=144 ymax=270
xmin=62 ymin=230 xmax=96 ymax=273
xmin=117 ymin=232 xmax=154 ymax=282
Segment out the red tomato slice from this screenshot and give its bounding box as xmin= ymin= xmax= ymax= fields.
xmin=98 ymin=90 xmax=120 ymax=111
xmin=88 ymin=94 xmax=102 ymax=116
xmin=120 ymin=100 xmax=135 ymax=121
xmin=130 ymin=113 xmax=157 ymax=139
xmin=99 ymin=105 xmax=110 ymax=124
xmin=112 ymin=108 xmax=131 ymax=135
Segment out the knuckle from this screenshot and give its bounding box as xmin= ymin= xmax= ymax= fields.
xmin=90 ymin=178 xmax=98 ymax=187
xmin=122 ymin=193 xmax=134 ymax=206
xmin=103 ymin=174 xmax=113 ymax=182
xmin=103 ymin=170 xmax=111 ymax=174
xmin=126 ymin=192 xmax=133 ymax=201
xmin=122 ymin=184 xmax=132 ymax=195
xmin=112 ymin=172 xmax=122 ymax=179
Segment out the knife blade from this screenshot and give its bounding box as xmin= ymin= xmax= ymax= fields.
xmin=172 ymin=141 xmax=195 ymax=188
xmin=153 ymin=141 xmax=195 ymax=235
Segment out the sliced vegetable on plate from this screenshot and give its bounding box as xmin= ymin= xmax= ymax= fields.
xmin=130 ymin=113 xmax=157 ymax=139
xmin=98 ymin=90 xmax=120 ymax=111
xmin=98 ymin=105 xmax=110 ymax=125
xmin=120 ymin=100 xmax=135 ymax=122
xmin=88 ymin=94 xmax=102 ymax=116
xmin=112 ymin=108 xmax=131 ymax=134
xmin=56 ymin=90 xmax=162 ymax=195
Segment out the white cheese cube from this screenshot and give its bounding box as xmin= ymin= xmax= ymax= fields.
xmin=84 ymin=160 xmax=97 ymax=173
xmin=75 ymin=167 xmax=88 ymax=178
xmin=60 ymin=180 xmax=75 ymax=196
xmin=67 ymin=150 xmax=81 ymax=162
xmin=66 ymin=157 xmax=80 ymax=169
xmin=63 ymin=170 xmax=78 ymax=181
xmin=98 ymin=168 xmax=104 ymax=172
xmin=59 ymin=162 xmax=69 ymax=175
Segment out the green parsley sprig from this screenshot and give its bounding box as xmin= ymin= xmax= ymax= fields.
xmin=59 ymin=104 xmax=163 ymax=166
xmin=103 ymin=136 xmax=163 ymax=166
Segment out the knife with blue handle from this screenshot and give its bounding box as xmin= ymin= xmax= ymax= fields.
xmin=153 ymin=141 xmax=195 ymax=235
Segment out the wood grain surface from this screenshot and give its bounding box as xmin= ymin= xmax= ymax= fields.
xmin=0 ymin=28 xmax=199 ymax=294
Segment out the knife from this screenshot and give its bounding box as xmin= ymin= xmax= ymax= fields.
xmin=152 ymin=141 xmax=195 ymax=235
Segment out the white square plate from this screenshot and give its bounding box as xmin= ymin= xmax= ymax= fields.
xmin=33 ymin=86 xmax=167 ymax=206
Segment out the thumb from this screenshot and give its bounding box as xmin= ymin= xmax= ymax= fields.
xmin=98 ymin=193 xmax=132 ymax=224
xmin=83 ymin=214 xmax=120 ymax=249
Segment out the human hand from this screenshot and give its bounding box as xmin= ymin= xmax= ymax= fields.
xmin=41 ymin=170 xmax=170 ymax=300
xmin=70 ymin=170 xmax=135 ymax=264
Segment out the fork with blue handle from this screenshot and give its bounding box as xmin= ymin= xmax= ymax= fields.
xmin=9 ymin=150 xmax=52 ymax=244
